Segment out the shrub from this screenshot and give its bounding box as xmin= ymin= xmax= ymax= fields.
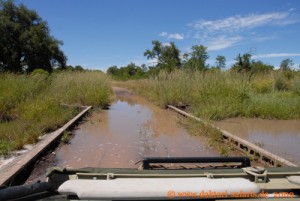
xmin=31 ymin=68 xmax=50 ymax=76
xmin=251 ymin=78 xmax=274 ymax=93
xmin=291 ymin=76 xmax=300 ymax=95
xmin=274 ymin=75 xmax=289 ymax=91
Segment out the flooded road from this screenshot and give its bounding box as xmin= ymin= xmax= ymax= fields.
xmin=55 ymin=88 xmax=219 ymax=168
xmin=213 ymin=118 xmax=300 ymax=166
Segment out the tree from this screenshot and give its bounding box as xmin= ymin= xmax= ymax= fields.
xmin=106 ymin=66 xmax=119 ymax=75
xmin=183 ymin=45 xmax=208 ymax=71
xmin=106 ymin=63 xmax=146 ymax=80
xmin=280 ymin=58 xmax=294 ymax=71
xmin=252 ymin=61 xmax=273 ymax=73
xmin=141 ymin=64 xmax=148 ymax=72
xmin=124 ymin=63 xmax=138 ymax=76
xmin=215 ymin=55 xmax=226 ymax=69
xmin=144 ymin=40 xmax=181 ymax=72
xmin=0 ymin=1 xmax=66 ymax=73
xmin=74 ymin=65 xmax=84 ymax=71
xmin=232 ymin=53 xmax=252 ymax=72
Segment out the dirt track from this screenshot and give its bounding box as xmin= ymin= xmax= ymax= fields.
xmin=27 ymin=87 xmax=259 ymax=183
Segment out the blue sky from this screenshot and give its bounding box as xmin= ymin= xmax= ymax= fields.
xmin=16 ymin=0 xmax=300 ymax=71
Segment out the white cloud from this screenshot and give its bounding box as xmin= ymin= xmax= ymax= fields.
xmin=162 ymin=42 xmax=171 ymax=46
xmin=253 ymin=53 xmax=300 ymax=59
xmin=168 ymin=33 xmax=184 ymax=40
xmin=289 ymin=8 xmax=296 ymax=12
xmin=187 ymin=10 xmax=299 ymax=51
xmin=159 ymin=32 xmax=168 ymax=36
xmin=253 ymin=36 xmax=277 ymax=42
xmin=132 ymin=58 xmax=158 ymax=66
xmin=206 ymin=36 xmax=242 ymax=51
xmin=192 ymin=12 xmax=294 ymax=33
xmin=146 ymin=58 xmax=158 ymax=65
xmin=159 ymin=32 xmax=184 ymax=40
xmin=157 ymin=10 xmax=298 ymax=52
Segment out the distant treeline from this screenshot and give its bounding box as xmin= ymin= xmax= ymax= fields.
xmin=107 ymin=40 xmax=298 ymax=80
xmin=106 ymin=63 xmax=149 ymax=80
xmin=1 ymin=1 xmax=298 ymax=77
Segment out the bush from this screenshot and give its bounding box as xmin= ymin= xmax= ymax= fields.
xmin=31 ymin=69 xmax=50 ymax=76
xmin=251 ymin=78 xmax=274 ymax=93
xmin=274 ymin=74 xmax=289 ymax=91
xmin=291 ymin=76 xmax=300 ymax=95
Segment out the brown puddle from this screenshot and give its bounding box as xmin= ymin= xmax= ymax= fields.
xmin=213 ymin=118 xmax=300 ymax=165
xmin=55 ymin=88 xmax=219 ymax=169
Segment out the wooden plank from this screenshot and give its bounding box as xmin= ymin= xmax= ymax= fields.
xmin=0 ymin=106 xmax=92 ymax=186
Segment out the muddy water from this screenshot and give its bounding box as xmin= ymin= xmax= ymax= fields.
xmin=55 ymin=88 xmax=218 ymax=168
xmin=213 ymin=118 xmax=300 ymax=165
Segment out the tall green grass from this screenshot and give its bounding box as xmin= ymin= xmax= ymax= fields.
xmin=48 ymin=71 xmax=112 ymax=106
xmin=118 ymin=70 xmax=300 ymax=120
xmin=0 ymin=73 xmax=47 ymax=118
xmin=0 ymin=71 xmax=112 ymax=156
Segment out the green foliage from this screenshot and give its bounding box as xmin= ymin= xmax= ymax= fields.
xmin=74 ymin=65 xmax=84 ymax=71
xmin=190 ymin=45 xmax=209 ymax=62
xmin=251 ymin=77 xmax=274 ymax=93
xmin=107 ymin=65 xmax=118 ymax=75
xmin=252 ymin=61 xmax=273 ymax=73
xmin=107 ymin=63 xmax=147 ymax=80
xmin=144 ymin=40 xmax=181 ymax=72
xmin=291 ymin=76 xmax=300 ymax=95
xmin=61 ymin=131 xmax=72 ymax=144
xmin=274 ymin=74 xmax=289 ymax=91
xmin=183 ymin=45 xmax=209 ymax=71
xmin=232 ymin=53 xmax=253 ymax=72
xmin=231 ymin=53 xmax=275 ymax=86
xmin=31 ymin=68 xmax=50 ymax=76
xmin=55 ymin=65 xmax=85 ymax=72
xmin=0 ymin=1 xmax=66 ymax=73
xmin=283 ymin=70 xmax=295 ymax=80
xmin=215 ymin=55 xmax=226 ymax=69
xmin=0 ymin=71 xmax=112 ymax=156
xmin=280 ymin=58 xmax=294 ymax=71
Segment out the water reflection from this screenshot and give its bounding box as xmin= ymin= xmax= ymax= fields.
xmin=213 ymin=118 xmax=300 ymax=165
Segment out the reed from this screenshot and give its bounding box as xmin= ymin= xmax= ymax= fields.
xmin=118 ymin=69 xmax=300 ymax=120
xmin=0 ymin=71 xmax=112 ymax=156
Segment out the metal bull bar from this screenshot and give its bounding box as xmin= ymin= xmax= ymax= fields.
xmin=142 ymin=157 xmax=251 ymax=170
